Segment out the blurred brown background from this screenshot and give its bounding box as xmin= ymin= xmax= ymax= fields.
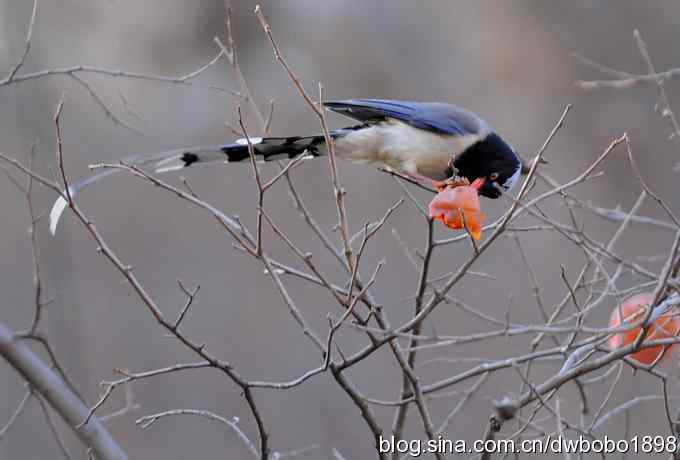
xmin=1 ymin=1 xmax=680 ymax=458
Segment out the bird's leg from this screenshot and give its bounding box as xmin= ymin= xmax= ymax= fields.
xmin=402 ymin=170 xmax=452 ymax=190
xmin=436 ymin=175 xmax=470 ymax=190
xmin=378 ymin=166 xmax=469 ymax=192
xmin=378 ymin=167 xmax=437 ymax=192
xmin=398 ymin=169 xmax=470 ymax=191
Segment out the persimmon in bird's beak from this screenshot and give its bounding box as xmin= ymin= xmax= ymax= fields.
xmin=428 ymin=183 xmax=485 ymax=240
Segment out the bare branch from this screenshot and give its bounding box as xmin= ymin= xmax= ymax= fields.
xmin=1 ymin=57 xmax=236 ymax=95
xmin=136 ymin=409 xmax=259 ymax=458
xmin=5 ymin=0 xmax=38 ymax=82
xmin=0 ymin=389 xmax=32 ymax=440
xmin=0 ymin=321 xmax=128 ymax=460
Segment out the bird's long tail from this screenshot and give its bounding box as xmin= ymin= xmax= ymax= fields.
xmin=154 ymin=135 xmax=328 ymax=173
xmin=48 ymin=133 xmax=335 ymax=235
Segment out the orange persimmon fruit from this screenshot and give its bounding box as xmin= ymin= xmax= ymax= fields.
xmin=428 ymin=179 xmax=485 ymax=240
xmin=608 ymin=292 xmax=680 ymax=365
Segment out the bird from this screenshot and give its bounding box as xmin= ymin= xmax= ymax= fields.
xmin=49 ymin=98 xmax=523 ymax=234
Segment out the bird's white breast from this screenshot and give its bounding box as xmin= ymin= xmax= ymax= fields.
xmin=334 ymin=119 xmax=482 ymax=180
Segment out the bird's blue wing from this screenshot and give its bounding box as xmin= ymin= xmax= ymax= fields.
xmin=324 ymin=99 xmax=485 ymax=136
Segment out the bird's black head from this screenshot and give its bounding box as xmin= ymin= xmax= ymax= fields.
xmin=452 ymin=132 xmax=521 ymax=199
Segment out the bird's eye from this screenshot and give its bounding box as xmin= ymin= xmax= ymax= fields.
xmin=489 ymin=172 xmax=499 ymax=181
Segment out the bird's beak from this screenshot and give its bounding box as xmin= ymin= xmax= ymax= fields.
xmin=470 ymin=178 xmax=485 ymax=191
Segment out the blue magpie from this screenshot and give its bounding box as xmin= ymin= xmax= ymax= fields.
xmin=49 ymin=99 xmax=522 ymax=234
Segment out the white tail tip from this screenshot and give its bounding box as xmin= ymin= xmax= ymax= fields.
xmin=49 ymin=196 xmax=69 ymax=235
xmin=155 ymin=164 xmax=185 ymax=173
xmin=154 ymin=154 xmax=184 ymax=174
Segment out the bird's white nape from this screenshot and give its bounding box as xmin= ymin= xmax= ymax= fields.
xmin=504 ymin=163 xmax=522 ymax=192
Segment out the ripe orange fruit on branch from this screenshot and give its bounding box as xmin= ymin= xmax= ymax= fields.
xmin=428 ymin=180 xmax=485 ymax=240
xmin=608 ymin=292 xmax=680 ymax=365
